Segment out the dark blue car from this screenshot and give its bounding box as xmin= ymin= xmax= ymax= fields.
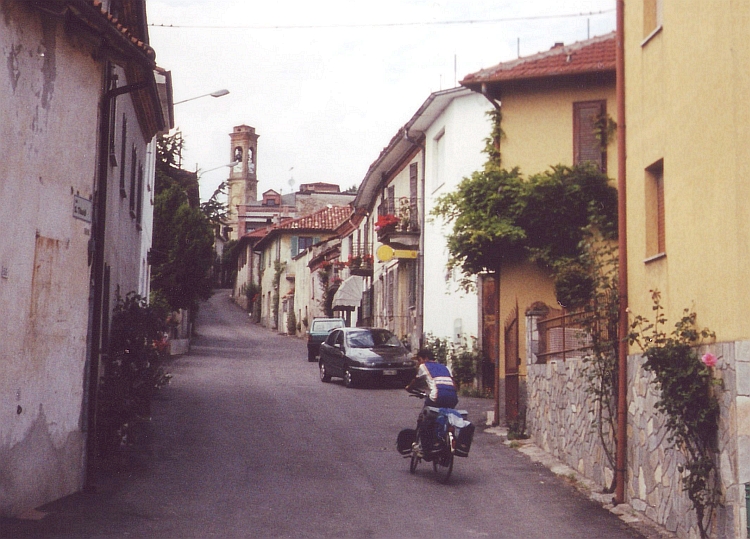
xmin=318 ymin=327 xmax=417 ymax=388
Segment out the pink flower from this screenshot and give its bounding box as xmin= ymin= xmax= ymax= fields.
xmin=701 ymin=353 xmax=717 ymax=368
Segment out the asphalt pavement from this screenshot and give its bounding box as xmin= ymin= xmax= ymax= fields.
xmin=1 ymin=289 xmax=654 ymax=539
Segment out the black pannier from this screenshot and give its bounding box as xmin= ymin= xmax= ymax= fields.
xmin=454 ymin=423 xmax=475 ymax=457
xmin=396 ymin=428 xmax=416 ymax=455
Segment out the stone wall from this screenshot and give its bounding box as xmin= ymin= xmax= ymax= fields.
xmin=527 ymin=340 xmax=750 ymax=539
xmin=527 ymin=359 xmax=615 ymax=490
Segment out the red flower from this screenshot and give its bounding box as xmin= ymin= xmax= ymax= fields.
xmin=375 ymin=214 xmax=399 ymax=230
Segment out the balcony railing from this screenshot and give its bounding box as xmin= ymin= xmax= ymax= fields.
xmin=375 ymin=214 xmax=420 ymax=248
xmin=346 ymin=245 xmax=373 ymax=276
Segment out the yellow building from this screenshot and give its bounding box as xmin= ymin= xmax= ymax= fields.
xmin=625 ymin=2 xmax=750 ymax=342
xmin=461 ymin=32 xmax=617 ymax=420
xmin=624 ymin=3 xmax=750 ymax=536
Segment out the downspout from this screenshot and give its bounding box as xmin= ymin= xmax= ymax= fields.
xmin=404 ymin=129 xmax=425 ymax=349
xmin=615 ymin=0 xmax=628 ymax=506
xmin=85 ymin=67 xmax=151 ymax=490
xmin=479 ymin=82 xmax=502 ymax=424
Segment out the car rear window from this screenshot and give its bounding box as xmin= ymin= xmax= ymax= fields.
xmin=312 ymin=320 xmax=344 ymax=332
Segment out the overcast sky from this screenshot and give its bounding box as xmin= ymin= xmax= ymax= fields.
xmin=146 ymin=1 xmax=616 ymax=202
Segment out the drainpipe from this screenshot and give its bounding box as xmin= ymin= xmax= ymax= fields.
xmin=85 ymin=65 xmax=150 ymax=491
xmin=615 ymin=0 xmax=628 ymax=506
xmin=403 ymin=130 xmax=425 ymax=350
xmin=478 ymin=85 xmax=502 ymax=425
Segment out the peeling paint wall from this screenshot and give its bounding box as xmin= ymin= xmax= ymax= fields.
xmin=0 ymin=0 xmax=99 ymax=516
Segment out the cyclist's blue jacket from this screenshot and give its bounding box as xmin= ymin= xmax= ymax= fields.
xmin=417 ymin=361 xmax=457 ymax=404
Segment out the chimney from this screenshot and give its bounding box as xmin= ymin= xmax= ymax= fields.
xmin=552 ymin=42 xmax=564 ymax=49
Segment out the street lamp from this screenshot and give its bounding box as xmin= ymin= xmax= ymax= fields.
xmin=199 ymin=161 xmax=239 ymax=175
xmin=174 ymin=89 xmax=230 ymax=105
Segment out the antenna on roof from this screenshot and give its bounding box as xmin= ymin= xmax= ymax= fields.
xmin=288 ymin=166 xmax=295 ymax=193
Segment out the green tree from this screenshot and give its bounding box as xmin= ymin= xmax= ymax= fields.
xmin=151 ymin=133 xmax=215 ymax=312
xmin=431 ymin=167 xmax=527 ymax=290
xmin=432 ymin=163 xmax=616 ymax=292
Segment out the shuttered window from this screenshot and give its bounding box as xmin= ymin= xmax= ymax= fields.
xmin=573 ymin=100 xmax=606 ymax=172
xmin=645 ymin=159 xmax=665 ymax=258
xmin=409 ymin=162 xmax=419 ymax=230
xmin=136 ymin=163 xmax=144 ymax=228
xmin=119 ymin=115 xmax=127 ymax=197
xmin=387 ymin=185 xmax=395 ymax=215
xmin=129 ymin=145 xmax=137 ymax=215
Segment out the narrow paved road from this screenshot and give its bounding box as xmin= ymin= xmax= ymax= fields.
xmin=2 ymin=290 xmax=645 ymax=539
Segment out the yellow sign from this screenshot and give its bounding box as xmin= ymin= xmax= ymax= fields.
xmin=376 ymin=245 xmax=418 ymax=262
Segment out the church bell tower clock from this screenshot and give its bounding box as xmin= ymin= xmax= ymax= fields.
xmin=226 ymin=125 xmax=259 ymax=240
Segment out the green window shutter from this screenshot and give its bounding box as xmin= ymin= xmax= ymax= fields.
xmin=291 ymin=236 xmax=299 ymax=257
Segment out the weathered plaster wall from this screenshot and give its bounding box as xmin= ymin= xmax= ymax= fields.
xmin=0 ymin=0 xmax=99 ymax=516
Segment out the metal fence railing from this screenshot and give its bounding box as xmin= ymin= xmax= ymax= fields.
xmin=533 ymin=309 xmax=593 ymax=363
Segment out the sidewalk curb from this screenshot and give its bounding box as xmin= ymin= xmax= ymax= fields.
xmin=484 ymin=424 xmax=678 ymax=539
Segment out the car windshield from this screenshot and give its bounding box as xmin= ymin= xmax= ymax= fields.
xmin=346 ymin=329 xmax=401 ymax=349
xmin=312 ymin=320 xmax=343 ymax=332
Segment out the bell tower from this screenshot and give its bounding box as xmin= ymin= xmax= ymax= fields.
xmin=227 ymin=125 xmax=259 ymax=239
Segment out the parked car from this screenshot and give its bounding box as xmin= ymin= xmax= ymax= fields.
xmin=307 ymin=317 xmax=346 ymax=362
xmin=318 ymin=327 xmax=417 ymax=388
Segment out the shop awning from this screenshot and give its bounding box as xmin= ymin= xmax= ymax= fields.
xmin=332 ymin=276 xmax=363 ymax=308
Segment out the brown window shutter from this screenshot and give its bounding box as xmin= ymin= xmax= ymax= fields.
xmin=573 ymin=101 xmax=606 ymax=172
xmin=409 ymin=163 xmax=419 ymax=229
xmin=656 ymin=172 xmax=665 ymax=253
xmin=387 ymin=185 xmax=395 ymax=215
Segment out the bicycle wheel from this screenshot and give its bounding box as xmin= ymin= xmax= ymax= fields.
xmin=432 ymin=437 xmax=454 ymax=483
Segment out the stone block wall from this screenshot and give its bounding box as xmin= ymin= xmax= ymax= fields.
xmin=527 ymin=340 xmax=750 ymax=539
xmin=527 ymin=359 xmax=616 ymax=490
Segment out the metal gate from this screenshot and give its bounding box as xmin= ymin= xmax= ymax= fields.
xmin=504 ymin=302 xmax=520 ymax=423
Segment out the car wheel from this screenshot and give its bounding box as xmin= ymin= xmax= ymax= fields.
xmin=343 ymin=367 xmax=357 ymax=388
xmin=319 ymin=362 xmax=331 ymax=383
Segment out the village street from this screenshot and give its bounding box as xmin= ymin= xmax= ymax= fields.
xmin=2 ymin=290 xmax=648 ymax=539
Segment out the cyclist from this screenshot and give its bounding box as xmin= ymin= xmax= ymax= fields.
xmin=405 ymin=349 xmax=458 ymax=455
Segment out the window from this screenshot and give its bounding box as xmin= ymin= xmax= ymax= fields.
xmin=387 ymin=185 xmax=395 ymax=215
xmin=573 ymin=100 xmax=607 ymax=172
xmin=119 ymin=115 xmax=127 ymax=197
xmin=407 ymin=261 xmax=417 ymax=309
xmin=136 ymin=163 xmax=144 ymax=228
xmin=129 ymin=145 xmax=137 ymax=216
xmin=643 ymin=0 xmax=663 ymax=41
xmin=291 ymin=236 xmax=316 ymax=257
xmin=386 ymin=269 xmax=395 ymax=318
xmin=645 ymin=159 xmax=665 ymax=259
xmin=409 ymin=162 xmax=419 ymax=230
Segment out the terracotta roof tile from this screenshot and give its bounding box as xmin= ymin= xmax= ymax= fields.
xmin=247 ymin=206 xmax=354 ymax=251
xmin=276 ymin=205 xmax=352 ymax=232
xmin=84 ymin=0 xmax=156 ymax=61
xmin=461 ymin=32 xmax=615 ymax=88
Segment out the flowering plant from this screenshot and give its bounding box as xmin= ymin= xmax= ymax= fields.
xmin=374 ymin=213 xmax=399 ymax=231
xmin=629 ymin=290 xmax=719 ymax=539
xmin=701 ymin=353 xmax=717 ymax=368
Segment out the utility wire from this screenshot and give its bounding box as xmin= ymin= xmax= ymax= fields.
xmin=149 ymin=9 xmax=614 ymax=30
